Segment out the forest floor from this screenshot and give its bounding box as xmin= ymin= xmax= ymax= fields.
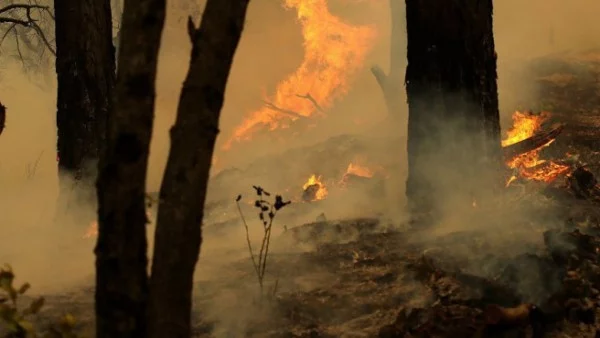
xmin=30 ymin=50 xmax=600 ymax=338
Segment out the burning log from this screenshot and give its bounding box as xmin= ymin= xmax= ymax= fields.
xmin=502 ymin=123 xmax=564 ymax=160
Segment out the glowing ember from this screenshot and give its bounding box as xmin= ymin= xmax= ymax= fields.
xmin=345 ymin=163 xmax=374 ymax=178
xmin=83 ymin=221 xmax=98 ymax=239
xmin=502 ymin=111 xmax=570 ymax=186
xmin=302 ymin=174 xmax=328 ymax=200
xmin=223 ymin=0 xmax=377 ymax=148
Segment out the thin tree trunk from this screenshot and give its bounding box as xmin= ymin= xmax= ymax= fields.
xmin=371 ymin=0 xmax=404 ymax=118
xmin=147 ymin=1 xmax=251 ymax=337
xmin=95 ymin=0 xmax=165 ymax=336
xmin=404 ymin=0 xmax=501 ymax=212
xmin=54 ymin=0 xmax=115 ymax=218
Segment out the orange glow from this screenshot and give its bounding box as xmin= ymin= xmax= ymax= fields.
xmin=303 ymin=174 xmax=328 ymax=200
xmin=345 ymin=162 xmax=374 ymax=178
xmin=501 ymin=111 xmax=547 ymax=147
xmin=83 ymin=221 xmax=98 ymax=239
xmin=502 ymin=111 xmax=570 ymax=186
xmin=223 ymin=0 xmax=377 ymax=148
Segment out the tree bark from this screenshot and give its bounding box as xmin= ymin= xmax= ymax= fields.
xmin=54 ymin=0 xmax=115 ymax=218
xmin=404 ymin=0 xmax=502 ymax=212
xmin=95 ymin=0 xmax=165 ymax=337
xmin=147 ymin=1 xmax=251 ymax=337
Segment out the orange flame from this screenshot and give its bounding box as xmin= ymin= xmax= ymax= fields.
xmin=345 ymin=162 xmax=374 ymax=178
xmin=303 ymin=174 xmax=328 ymax=200
xmin=502 ymin=111 xmax=570 ymax=186
xmin=501 ymin=111 xmax=547 ymax=147
xmin=223 ymin=0 xmax=377 ymax=148
xmin=83 ymin=221 xmax=98 ymax=239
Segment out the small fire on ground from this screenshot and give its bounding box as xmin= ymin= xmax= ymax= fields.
xmin=341 ymin=163 xmax=374 ymax=182
xmin=302 ymin=174 xmax=328 ymax=201
xmin=302 ymin=160 xmax=384 ymax=202
xmin=502 ymin=111 xmax=570 ymax=187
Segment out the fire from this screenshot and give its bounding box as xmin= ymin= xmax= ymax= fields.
xmin=302 ymin=174 xmax=328 ymax=200
xmin=501 ymin=111 xmax=547 ymax=147
xmin=502 ymin=111 xmax=570 ymax=186
xmin=223 ymin=0 xmax=377 ymax=148
xmin=345 ymin=162 xmax=374 ymax=178
xmin=83 ymin=221 xmax=98 ymax=239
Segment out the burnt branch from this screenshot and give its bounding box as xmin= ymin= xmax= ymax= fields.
xmin=262 ymin=100 xmax=308 ymax=120
xmin=370 ymin=65 xmax=388 ymax=91
xmin=0 ymin=2 xmax=55 ymax=58
xmin=295 ymin=93 xmax=325 ymax=114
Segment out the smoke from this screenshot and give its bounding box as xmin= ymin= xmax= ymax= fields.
xmin=0 ymin=0 xmax=598 ymax=334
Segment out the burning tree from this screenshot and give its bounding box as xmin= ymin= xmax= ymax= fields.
xmin=223 ymin=0 xmax=376 ymax=149
xmin=404 ymin=0 xmax=502 ymax=213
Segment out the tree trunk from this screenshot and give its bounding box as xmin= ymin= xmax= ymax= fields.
xmin=371 ymin=0 xmax=404 ymax=118
xmin=404 ymin=0 xmax=502 ymax=212
xmin=95 ymin=0 xmax=165 ymax=337
xmin=54 ymin=0 xmax=115 ymax=218
xmin=147 ymin=1 xmax=250 ymax=337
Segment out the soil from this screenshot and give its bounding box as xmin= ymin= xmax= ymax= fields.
xmin=21 ymin=51 xmax=600 ymax=337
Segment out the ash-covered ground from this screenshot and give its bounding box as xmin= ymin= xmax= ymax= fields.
xmin=26 ymin=51 xmax=600 ymax=338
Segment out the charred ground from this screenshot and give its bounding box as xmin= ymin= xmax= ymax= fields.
xmin=26 ymin=51 xmax=600 ymax=338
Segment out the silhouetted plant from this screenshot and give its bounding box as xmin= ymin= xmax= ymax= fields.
xmin=0 ymin=264 xmax=79 ymax=338
xmin=235 ymin=186 xmax=290 ymax=299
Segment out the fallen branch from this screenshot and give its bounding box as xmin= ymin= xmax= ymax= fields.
xmin=502 ymin=123 xmax=564 ymax=160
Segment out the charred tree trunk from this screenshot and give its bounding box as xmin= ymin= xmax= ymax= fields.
xmin=371 ymin=0 xmax=404 ymax=119
xmin=404 ymin=0 xmax=502 ymax=212
xmin=147 ymin=1 xmax=250 ymax=337
xmin=95 ymin=0 xmax=165 ymax=337
xmin=54 ymin=0 xmax=115 ymax=217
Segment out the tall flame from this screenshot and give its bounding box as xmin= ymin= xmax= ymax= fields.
xmin=223 ymin=0 xmax=377 ymax=149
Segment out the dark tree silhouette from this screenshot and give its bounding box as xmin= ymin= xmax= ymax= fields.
xmin=404 ymin=0 xmax=502 ymax=212
xmin=54 ymin=0 xmax=115 ymax=218
xmin=94 ymin=0 xmax=164 ymax=336
xmin=147 ymin=1 xmax=251 ymax=337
